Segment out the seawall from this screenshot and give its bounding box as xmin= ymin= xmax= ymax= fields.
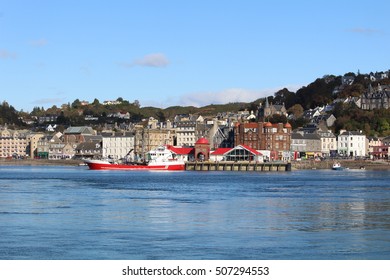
xmin=0 ymin=159 xmax=83 ymax=166
xmin=186 ymin=161 xmax=291 ymax=171
xmin=292 ymin=159 xmax=390 ymax=170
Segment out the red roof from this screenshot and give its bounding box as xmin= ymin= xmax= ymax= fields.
xmin=210 ymin=148 xmax=232 ymax=155
xmin=167 ymin=146 xmax=194 ymax=155
xmin=210 ymin=145 xmax=262 ymax=156
xmin=196 ymin=137 xmax=209 ymax=144
xmin=239 ymin=145 xmax=262 ymax=155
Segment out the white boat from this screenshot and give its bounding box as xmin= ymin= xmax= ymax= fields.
xmin=332 ymin=162 xmax=344 ymax=170
xmin=84 ymin=146 xmax=185 ymax=171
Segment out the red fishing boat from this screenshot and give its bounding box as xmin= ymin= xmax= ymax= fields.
xmin=84 ymin=146 xmax=185 ymax=171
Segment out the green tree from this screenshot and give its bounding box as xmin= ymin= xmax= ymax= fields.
xmin=92 ymin=98 xmax=100 ymax=106
xmin=133 ymin=100 xmax=140 ymax=108
xmin=156 ymin=110 xmax=166 ymax=122
xmin=57 ymin=111 xmax=70 ymax=125
xmin=274 ymin=88 xmax=297 ymax=109
xmin=71 ymin=99 xmax=82 ymax=109
xmin=378 ymin=118 xmax=390 ymax=135
xmin=287 ymin=104 xmax=304 ymax=118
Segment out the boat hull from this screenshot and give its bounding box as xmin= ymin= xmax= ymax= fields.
xmin=84 ymin=160 xmax=185 ymax=171
xmin=332 ymin=166 xmax=343 ymax=170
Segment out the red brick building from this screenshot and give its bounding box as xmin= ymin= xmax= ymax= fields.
xmin=194 ymin=137 xmax=210 ymax=161
xmin=234 ymin=122 xmax=292 ymax=160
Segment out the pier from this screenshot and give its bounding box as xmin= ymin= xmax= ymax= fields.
xmin=185 ymin=161 xmax=291 ymax=172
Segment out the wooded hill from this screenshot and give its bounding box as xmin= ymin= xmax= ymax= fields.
xmin=1 ymin=70 xmax=390 ymax=136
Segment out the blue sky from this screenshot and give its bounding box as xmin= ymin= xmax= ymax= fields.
xmin=1 ymin=0 xmax=389 ymax=112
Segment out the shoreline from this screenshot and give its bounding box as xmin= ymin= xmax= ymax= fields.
xmin=0 ymin=159 xmax=83 ymax=166
xmin=1 ymin=158 xmax=390 ymax=170
xmin=292 ymin=159 xmax=390 ymax=170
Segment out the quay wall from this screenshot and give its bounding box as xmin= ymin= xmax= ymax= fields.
xmin=187 ymin=160 xmax=390 ymax=172
xmin=186 ymin=161 xmax=291 ymax=172
xmin=292 ymin=159 xmax=390 ymax=170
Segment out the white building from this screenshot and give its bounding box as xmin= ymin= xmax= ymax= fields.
xmin=101 ymin=131 xmax=135 ymax=160
xmin=0 ymin=128 xmax=29 ymax=158
xmin=337 ymin=130 xmax=366 ymax=157
xmin=175 ymin=121 xmax=197 ymax=146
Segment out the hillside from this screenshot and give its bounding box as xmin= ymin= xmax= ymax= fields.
xmin=1 ymin=70 xmax=390 ymax=136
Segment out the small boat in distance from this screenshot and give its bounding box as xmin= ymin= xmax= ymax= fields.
xmin=332 ymin=162 xmax=345 ymax=170
xmin=84 ymin=146 xmax=185 ymax=171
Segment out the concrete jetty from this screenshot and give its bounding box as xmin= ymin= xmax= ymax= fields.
xmin=185 ymin=161 xmax=291 ymax=172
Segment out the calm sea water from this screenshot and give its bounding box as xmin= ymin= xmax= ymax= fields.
xmin=0 ymin=165 xmax=389 ymax=260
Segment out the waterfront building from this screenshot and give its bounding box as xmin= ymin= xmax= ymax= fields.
xmin=290 ymin=133 xmax=305 ymax=159
xmin=74 ymin=141 xmax=102 ymax=159
xmin=210 ymin=145 xmax=263 ymax=162
xmin=0 ymin=128 xmax=30 ymax=158
xmin=27 ymin=132 xmax=45 ymax=158
xmin=234 ymin=121 xmax=291 ymax=160
xmin=133 ymin=121 xmax=175 ymax=160
xmin=37 ymin=132 xmax=75 ymax=159
xmin=337 ymin=130 xmax=367 ymax=157
xmin=318 ymin=127 xmax=337 ymax=157
xmin=367 ymin=137 xmax=382 ymax=158
xmin=36 ymin=135 xmax=51 ymax=159
xmin=293 ymin=123 xmax=337 ymax=158
xmin=165 ymin=145 xmax=195 ymax=162
xmin=371 ymin=145 xmax=389 ymax=159
xmin=101 ymin=131 xmax=135 ymax=160
xmin=292 ymin=133 xmax=321 ymax=159
xmin=49 ymin=142 xmax=74 ymax=159
xmin=194 ymin=137 xmax=210 ymax=161
xmin=368 ymin=136 xmax=387 ymax=159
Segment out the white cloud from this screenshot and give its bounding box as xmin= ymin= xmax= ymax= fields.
xmin=120 ymin=53 xmax=170 ymax=68
xmin=135 ymin=53 xmax=169 ymax=67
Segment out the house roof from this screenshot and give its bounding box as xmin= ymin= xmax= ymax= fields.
xmin=210 ymin=148 xmax=232 ymax=155
xmin=76 ymin=142 xmax=101 ymax=150
xmin=167 ymin=145 xmax=194 ymax=155
xmin=64 ymin=126 xmax=94 ymax=135
xmin=239 ymin=144 xmax=262 ymax=155
xmin=210 ymin=145 xmax=262 ymax=156
xmin=339 ymin=131 xmax=365 ymax=136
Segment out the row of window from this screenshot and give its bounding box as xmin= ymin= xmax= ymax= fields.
xmin=339 ymin=136 xmax=365 ymax=141
xmin=338 ymin=143 xmax=364 ymax=148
